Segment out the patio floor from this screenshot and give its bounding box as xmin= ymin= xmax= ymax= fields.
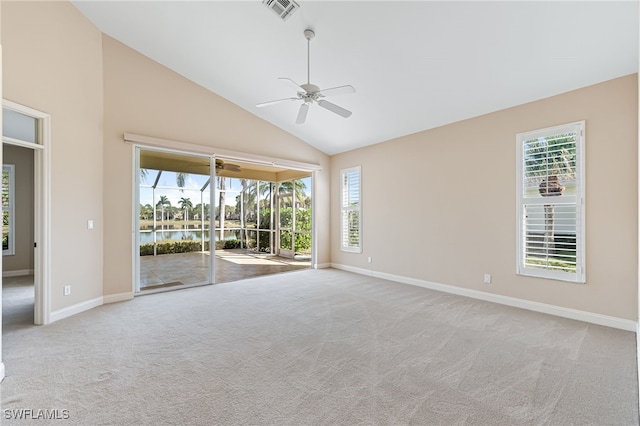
xmin=139 ymin=249 xmax=311 ymax=291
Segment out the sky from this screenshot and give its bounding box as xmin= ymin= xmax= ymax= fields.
xmin=139 ymin=170 xmax=311 ymax=209
xmin=140 ymin=170 xmax=217 ymax=208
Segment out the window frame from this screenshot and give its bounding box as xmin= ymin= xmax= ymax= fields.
xmin=340 ymin=166 xmax=362 ymax=253
xmin=3 ymin=164 xmax=16 ymax=256
xmin=516 ymin=121 xmax=585 ymax=283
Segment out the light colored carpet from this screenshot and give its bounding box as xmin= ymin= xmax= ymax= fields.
xmin=1 ymin=268 xmax=638 ymax=425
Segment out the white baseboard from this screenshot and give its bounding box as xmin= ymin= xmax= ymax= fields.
xmin=103 ymin=292 xmax=133 ymax=304
xmin=637 ymin=322 xmax=640 ymax=413
xmin=49 ymin=296 xmax=103 ymax=324
xmin=331 ymin=263 xmax=637 ymax=332
xmin=315 ymin=263 xmax=331 ymax=269
xmin=3 ymin=269 xmax=34 ymax=278
xmin=0 ymin=362 xmax=5 ymax=382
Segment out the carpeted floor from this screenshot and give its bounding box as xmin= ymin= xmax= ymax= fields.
xmin=1 ymin=268 xmax=638 ymax=425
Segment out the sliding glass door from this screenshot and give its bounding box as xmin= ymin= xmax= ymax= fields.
xmin=276 ymin=177 xmax=312 ymax=259
xmin=136 ymin=148 xmax=213 ymax=293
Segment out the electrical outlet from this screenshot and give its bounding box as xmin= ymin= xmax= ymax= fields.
xmin=368 ymin=257 xmax=372 ymax=263
xmin=483 ymin=274 xmax=492 ymax=284
xmin=64 ymin=285 xmax=71 ymax=296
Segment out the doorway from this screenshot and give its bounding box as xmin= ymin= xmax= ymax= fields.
xmin=134 ymin=146 xmax=313 ymax=293
xmin=2 ymin=146 xmax=34 ymax=330
xmin=135 ymin=147 xmax=214 ymax=293
xmin=1 ymin=101 xmax=51 ymax=326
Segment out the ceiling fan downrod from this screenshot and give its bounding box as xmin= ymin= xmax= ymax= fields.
xmin=304 ymin=29 xmax=314 ymax=86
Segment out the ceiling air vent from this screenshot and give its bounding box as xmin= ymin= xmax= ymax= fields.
xmin=263 ymin=0 xmax=300 ymax=22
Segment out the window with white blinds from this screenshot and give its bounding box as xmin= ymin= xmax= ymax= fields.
xmin=2 ymin=164 xmax=15 ymax=256
xmin=516 ymin=121 xmax=585 ymax=283
xmin=340 ymin=166 xmax=361 ymax=253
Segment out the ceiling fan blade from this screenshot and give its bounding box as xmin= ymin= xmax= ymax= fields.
xmin=317 ymin=100 xmax=352 ymax=118
xmin=278 ymin=77 xmax=305 ymax=92
xmin=256 ymin=97 xmax=299 ymax=108
xmin=296 ymin=103 xmax=310 ymax=124
xmin=319 ymin=85 xmax=356 ymax=97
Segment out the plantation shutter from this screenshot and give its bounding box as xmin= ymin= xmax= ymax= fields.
xmin=341 ymin=166 xmax=361 ymax=253
xmin=516 ymin=122 xmax=585 ymax=283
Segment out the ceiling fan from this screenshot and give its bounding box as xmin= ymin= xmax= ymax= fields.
xmin=215 ymin=159 xmax=241 ymax=172
xmin=256 ymin=28 xmax=356 ymax=124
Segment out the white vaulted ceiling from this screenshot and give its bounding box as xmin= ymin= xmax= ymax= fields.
xmin=72 ymin=1 xmax=638 ymax=155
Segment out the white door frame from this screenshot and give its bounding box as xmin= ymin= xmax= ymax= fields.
xmin=2 ymin=99 xmax=52 ymax=325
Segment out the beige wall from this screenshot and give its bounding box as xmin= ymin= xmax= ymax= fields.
xmin=332 ymin=74 xmax=638 ymax=320
xmin=2 ymin=1 xmax=104 ymax=310
xmin=102 ymin=36 xmax=331 ymax=297
xmin=2 ymin=1 xmax=635 ymax=324
xmin=2 ymin=145 xmax=34 ymax=273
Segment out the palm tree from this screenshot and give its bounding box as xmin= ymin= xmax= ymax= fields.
xmin=178 ymin=197 xmax=193 ymax=223
xmin=156 ymin=195 xmax=171 ymax=229
xmin=278 ymin=180 xmax=307 ymax=206
xmin=139 ymin=204 xmax=153 ymax=220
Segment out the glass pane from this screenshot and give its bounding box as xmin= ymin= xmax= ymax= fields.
xmin=258 ymin=182 xmax=272 ymax=229
xmin=2 ymin=168 xmax=9 ymax=208
xmin=280 ymin=230 xmax=292 ymax=250
xmin=293 ymin=177 xmax=312 ymax=256
xmin=246 ymin=230 xmax=257 ymax=249
xmin=138 ymin=150 xmax=212 ymax=291
xmin=3 ymin=108 xmax=37 ymax=143
xmin=2 ymin=165 xmax=14 ymax=256
xmin=242 ymin=181 xmax=257 ymax=229
xmin=522 ymin=132 xmax=577 ymax=197
xmin=343 ymin=210 xmax=360 ymax=248
xmin=279 ymin=195 xmax=293 ymax=228
xmin=523 ymin=203 xmax=577 ymax=273
xmin=2 ymin=210 xmax=8 ymax=251
xmin=257 ymin=231 xmax=272 ymax=253
xmin=295 ymin=232 xmax=311 ymax=255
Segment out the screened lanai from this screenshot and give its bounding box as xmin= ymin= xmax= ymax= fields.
xmin=135 ymin=148 xmax=312 ymax=293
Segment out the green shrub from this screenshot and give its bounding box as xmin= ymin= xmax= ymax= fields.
xmin=214 ymin=239 xmax=242 ymax=250
xmin=140 ymin=240 xmax=210 ymax=256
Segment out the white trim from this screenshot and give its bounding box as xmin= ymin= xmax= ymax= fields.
xmin=340 ymin=166 xmax=362 ymax=253
xmin=637 ymin=29 xmax=640 ymax=413
xmin=515 ymin=121 xmax=586 ymax=284
xmin=331 ymin=263 xmax=637 ymax=332
xmin=3 ymin=99 xmax=49 ymax=119
xmin=124 ymin=133 xmax=322 ymax=172
xmin=133 ymin=147 xmax=140 ymax=294
xmin=2 ymin=136 xmax=44 ymax=150
xmin=0 ymin=362 xmax=4 ymax=382
xmin=35 ymin=113 xmax=52 ymax=325
xmin=49 ymin=296 xmax=103 ymax=324
xmin=209 ymin=156 xmax=216 ymax=284
xmin=2 ymin=269 xmax=34 ymax=277
xmin=311 ymin=170 xmax=318 ymax=271
xmin=2 ymin=100 xmax=51 ymax=326
xmin=315 ymin=262 xmax=331 ymax=269
xmin=103 ymin=292 xmax=134 ymax=304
